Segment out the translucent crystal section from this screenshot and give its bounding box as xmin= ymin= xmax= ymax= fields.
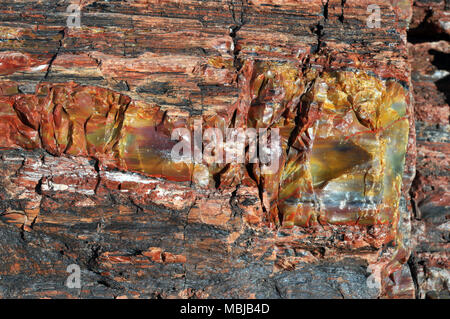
xmin=0 ymin=66 xmax=410 ymax=236
xmin=279 ymin=71 xmax=409 ymax=231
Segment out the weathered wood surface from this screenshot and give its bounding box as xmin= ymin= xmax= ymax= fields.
xmin=407 ymin=0 xmax=449 ymax=299
xmin=0 ymin=0 xmax=446 ymax=299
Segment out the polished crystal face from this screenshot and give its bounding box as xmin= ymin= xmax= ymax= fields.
xmin=0 ymin=62 xmax=409 ymax=235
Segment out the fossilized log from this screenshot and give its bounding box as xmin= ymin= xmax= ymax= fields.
xmin=0 ymin=0 xmax=433 ymax=299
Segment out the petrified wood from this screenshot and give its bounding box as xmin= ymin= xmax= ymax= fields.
xmin=407 ymin=0 xmax=449 ymax=299
xmin=0 ymin=0 xmax=442 ymax=299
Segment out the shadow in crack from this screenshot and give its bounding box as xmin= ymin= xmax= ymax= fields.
xmin=408 ymin=9 xmax=450 ymax=44
xmin=429 ymin=49 xmax=450 ymax=106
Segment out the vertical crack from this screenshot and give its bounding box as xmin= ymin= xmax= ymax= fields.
xmin=311 ymin=0 xmax=328 ymax=53
xmin=43 ymin=28 xmax=67 ymax=80
xmin=407 ymin=252 xmax=420 ymax=299
xmin=228 ymin=0 xmax=247 ymax=74
xmin=339 ymin=0 xmax=346 ymax=23
xmin=245 ymin=163 xmax=269 ymax=223
xmin=322 ymin=0 xmax=329 ymax=20
xmin=93 ymin=158 xmax=101 ymax=195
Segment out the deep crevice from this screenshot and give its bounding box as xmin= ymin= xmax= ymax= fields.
xmin=407 ymin=253 xmax=420 ymax=299
xmin=311 ymin=0 xmax=329 ymax=54
xmin=229 ymin=0 xmax=247 ymax=74
xmin=408 ymin=8 xmax=450 ymax=44
xmin=92 ymin=157 xmax=102 ymax=195
xmin=429 ymin=49 xmax=450 ymax=105
xmin=339 ymin=0 xmax=346 ymax=23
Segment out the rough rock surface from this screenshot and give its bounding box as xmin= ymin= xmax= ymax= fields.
xmin=0 ymin=0 xmax=446 ymax=299
xmin=407 ymin=0 xmax=449 ymax=300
